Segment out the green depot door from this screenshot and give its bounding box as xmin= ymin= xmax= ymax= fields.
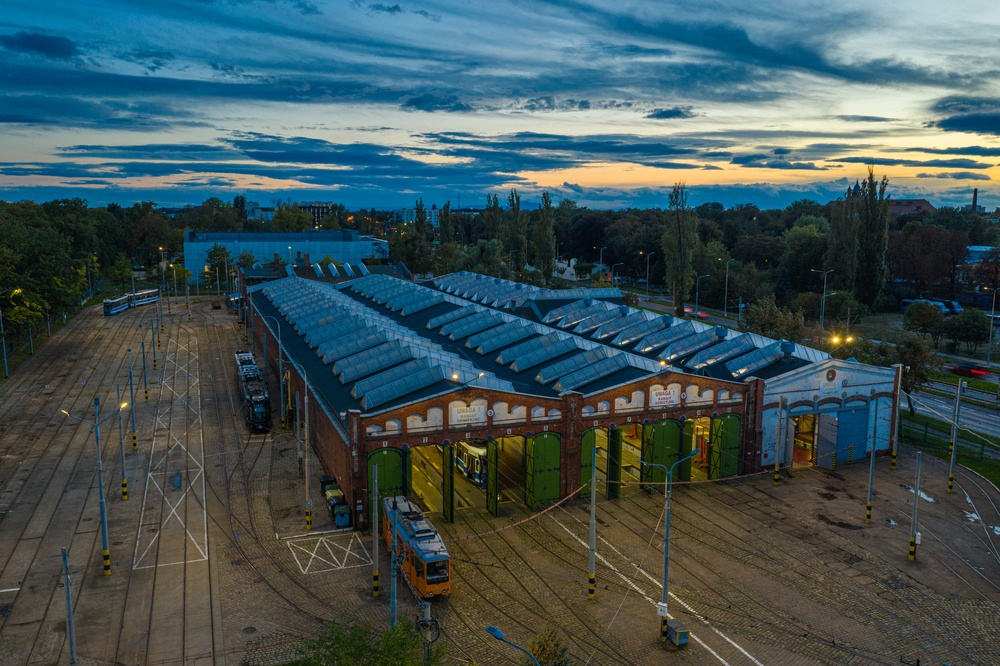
xmin=486 ymin=438 xmax=500 ymax=517
xmin=367 ymin=447 xmax=410 ymax=524
xmin=709 ymin=414 xmax=741 ymax=479
xmin=580 ymin=428 xmax=599 ymax=500
xmin=441 ymin=443 xmax=455 ymax=523
xmin=641 ymin=420 xmax=683 ymax=493
xmin=606 ymin=427 xmax=623 ymax=500
xmin=525 ymin=433 xmax=561 ymax=509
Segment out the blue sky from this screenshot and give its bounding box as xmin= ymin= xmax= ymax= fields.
xmin=2 ymin=0 xmax=1000 ymax=210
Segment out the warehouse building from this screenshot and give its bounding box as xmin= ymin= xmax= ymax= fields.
xmin=244 ymin=271 xmax=898 ymax=530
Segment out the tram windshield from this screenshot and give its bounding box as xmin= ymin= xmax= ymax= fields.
xmin=426 ymin=561 xmax=449 ymax=583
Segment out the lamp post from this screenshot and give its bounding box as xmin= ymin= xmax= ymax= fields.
xmin=987 ymin=287 xmax=1000 ymax=366
xmin=285 ymin=356 xmax=312 ymax=530
xmin=484 ymin=626 xmax=540 ymax=666
xmin=639 ymin=448 xmax=700 ymax=641
xmin=694 ymin=274 xmax=710 ymax=318
xmin=62 ymin=547 xmax=78 ymax=666
xmin=611 ymin=262 xmax=623 ymax=286
xmin=0 ymin=287 xmax=20 ymax=378
xmin=61 ymin=396 xmax=128 ymax=575
xmin=723 ymin=259 xmax=734 ymax=318
xmin=259 ymin=314 xmax=286 ymax=433
xmin=159 ymin=246 xmax=166 ymax=291
xmin=640 ymin=251 xmax=655 ymax=298
xmin=595 ymin=245 xmax=607 ymax=275
xmin=820 ymin=292 xmax=838 ymax=330
xmin=811 ymin=268 xmax=834 ymax=328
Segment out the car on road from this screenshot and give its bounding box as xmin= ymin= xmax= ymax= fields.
xmin=945 ymin=362 xmax=989 ymax=378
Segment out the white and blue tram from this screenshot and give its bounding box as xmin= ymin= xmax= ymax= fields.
xmin=131 ymin=288 xmax=159 ymax=307
xmin=103 ymin=289 xmax=161 ymax=316
xmin=103 ymin=294 xmax=131 ymax=316
xmin=455 ymin=440 xmax=487 ymax=489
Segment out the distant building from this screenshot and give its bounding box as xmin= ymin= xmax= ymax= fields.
xmin=887 ymin=199 xmax=935 ymax=217
xmin=392 ymin=207 xmax=440 ymax=228
xmin=246 ymin=201 xmax=274 ymax=223
xmin=183 ymin=229 xmax=388 ymax=284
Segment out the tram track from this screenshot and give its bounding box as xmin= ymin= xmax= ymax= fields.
xmin=0 ymin=304 xmax=149 ymax=663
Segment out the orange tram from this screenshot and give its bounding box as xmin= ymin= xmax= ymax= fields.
xmin=381 ymin=496 xmax=451 ymax=599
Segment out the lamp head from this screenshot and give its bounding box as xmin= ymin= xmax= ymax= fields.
xmin=120 ymin=402 xmax=128 ymax=410
xmin=60 ymin=409 xmax=69 ymax=416
xmin=485 ymin=626 xmax=505 ymax=641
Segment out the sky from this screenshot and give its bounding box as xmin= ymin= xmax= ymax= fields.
xmin=2 ymin=0 xmax=1000 ymax=211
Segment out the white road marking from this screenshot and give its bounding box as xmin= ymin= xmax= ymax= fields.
xmin=287 ymin=533 xmax=373 ymax=574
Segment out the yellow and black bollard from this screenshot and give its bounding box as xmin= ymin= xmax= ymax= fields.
xmin=144 ymin=386 xmax=148 ymax=402
xmin=773 ymin=457 xmax=779 ymax=486
xmin=908 ymin=534 xmax=917 ymax=561
xmin=132 ymin=431 xmax=137 ymax=451
xmin=121 ymin=478 xmax=128 ymax=501
xmin=948 ymin=472 xmax=954 ymax=493
xmin=588 ymin=572 xmax=596 ymax=600
xmin=865 ymin=500 xmax=872 ymax=523
xmin=103 ymin=549 xmax=111 ymax=575
xmin=890 ymin=450 xmax=896 ymax=470
xmin=831 ymin=451 xmax=837 ymax=471
xmin=305 ymin=508 xmax=313 ymax=531
xmin=660 ymin=617 xmax=669 ymax=643
xmin=188 ymin=312 xmax=191 ymax=322
xmin=848 ymin=444 xmax=854 ymax=462
xmin=373 ymin=569 xmax=380 ymax=597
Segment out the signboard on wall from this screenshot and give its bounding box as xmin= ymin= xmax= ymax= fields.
xmin=650 ymin=387 xmax=679 ymax=407
xmin=450 ymin=404 xmax=486 ymax=425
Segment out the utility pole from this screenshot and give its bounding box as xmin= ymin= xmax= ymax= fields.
xmin=372 ymin=466 xmax=379 ymax=597
xmin=588 ymin=438 xmax=597 ymax=600
xmin=948 ymin=381 xmax=965 ymax=493
xmin=116 ymin=385 xmax=128 ymax=501
xmin=909 ymin=452 xmax=922 ymax=561
xmin=62 ymin=547 xmax=77 ymax=666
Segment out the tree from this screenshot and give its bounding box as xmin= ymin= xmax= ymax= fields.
xmin=902 ymin=301 xmax=944 ymax=346
xmin=940 ymin=309 xmax=991 ymax=354
xmin=530 ymin=192 xmax=556 ymax=281
xmin=854 ymin=167 xmax=890 ymax=309
xmin=896 ymin=335 xmax=938 ymax=415
xmin=505 ymin=188 xmax=528 ymax=265
xmin=527 ymin=627 xmax=574 ymax=666
xmin=738 ymin=294 xmax=805 ymax=342
xmin=438 ymin=201 xmax=454 ymax=243
xmin=272 ymin=200 xmax=311 ymax=232
xmin=483 ymin=194 xmax=502 ymax=240
xmin=293 ymin=619 xmax=446 ymax=666
xmin=109 ymin=254 xmax=133 ymax=289
xmin=205 ymin=243 xmax=233 ymax=281
xmin=237 ymin=250 xmax=256 ymax=269
xmin=414 ymin=198 xmax=432 ymax=240
xmin=663 ymin=183 xmax=698 ymax=317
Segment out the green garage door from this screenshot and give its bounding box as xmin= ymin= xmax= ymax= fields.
xmin=606 ymin=427 xmax=622 ymax=500
xmin=641 ymin=420 xmax=684 ymax=493
xmin=709 ymin=414 xmax=741 ymax=479
xmin=441 ymin=443 xmax=455 ymax=523
xmin=525 ymin=433 xmax=561 ymax=509
xmin=487 ymin=438 xmax=500 ymax=517
xmin=367 ymin=446 xmax=411 ymax=525
xmin=580 ymin=428 xmax=599 ymax=500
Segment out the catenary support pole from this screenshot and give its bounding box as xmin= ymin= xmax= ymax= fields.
xmin=588 ymin=438 xmax=597 ymax=600
xmin=140 ymin=338 xmax=148 ymax=404
xmin=891 ymin=363 xmax=902 ymax=470
xmin=866 ymin=393 xmax=877 ymax=523
xmin=127 ymin=348 xmax=137 ymax=449
xmin=948 ymin=381 xmax=965 ymax=493
xmin=372 ymin=465 xmax=379 ymax=597
xmin=909 ymin=452 xmax=922 ymax=561
xmin=63 ymin=547 xmax=78 ymax=666
xmin=116 ymin=385 xmax=128 ymax=501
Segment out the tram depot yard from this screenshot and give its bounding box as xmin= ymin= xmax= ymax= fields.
xmin=0 ymin=288 xmax=998 ymax=664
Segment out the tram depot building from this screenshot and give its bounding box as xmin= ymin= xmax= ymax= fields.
xmin=242 ymin=270 xmax=901 ymax=529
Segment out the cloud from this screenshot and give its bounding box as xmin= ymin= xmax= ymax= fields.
xmin=936 ymin=113 xmax=1000 ymax=136
xmin=731 ymin=154 xmax=825 ymax=170
xmin=401 ymin=94 xmax=473 ymax=112
xmin=916 ymin=172 xmax=991 ymax=181
xmin=835 ymin=115 xmax=894 ymax=123
xmin=368 ymin=3 xmax=403 ymax=14
xmin=833 ymin=156 xmax=995 ymax=169
xmin=0 ymin=32 xmax=78 ymax=59
xmin=904 ymin=146 xmax=1000 ymax=157
xmin=646 ymin=106 xmax=695 ymax=119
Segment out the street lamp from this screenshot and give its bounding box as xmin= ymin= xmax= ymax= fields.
xmin=820 ymin=292 xmax=838 ymax=329
xmin=722 ymin=258 xmax=734 ymax=318
xmin=987 ymin=287 xmax=1000 ymax=366
xmin=694 ymin=274 xmax=710 ymax=318
xmin=0 ymin=286 xmax=21 ymax=378
xmin=61 ymin=396 xmax=128 ymax=575
xmin=595 ymin=246 xmax=607 ymax=275
xmin=811 ymin=268 xmax=834 ymax=328
xmin=611 ymin=262 xmax=623 ymax=286
xmin=640 ymin=251 xmax=655 ymax=298
xmin=484 ymin=626 xmax=540 ymax=666
xmin=640 ymin=448 xmax=700 ymax=642
xmin=284 ymin=356 xmax=313 ymax=530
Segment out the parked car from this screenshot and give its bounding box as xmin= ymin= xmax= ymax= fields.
xmin=927 ymin=299 xmax=963 ymax=316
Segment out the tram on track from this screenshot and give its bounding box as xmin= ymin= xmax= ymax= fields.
xmin=103 ymin=289 xmax=160 ymax=316
xmin=455 ymin=440 xmax=487 ymax=488
xmin=381 ymin=496 xmax=451 ymax=599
